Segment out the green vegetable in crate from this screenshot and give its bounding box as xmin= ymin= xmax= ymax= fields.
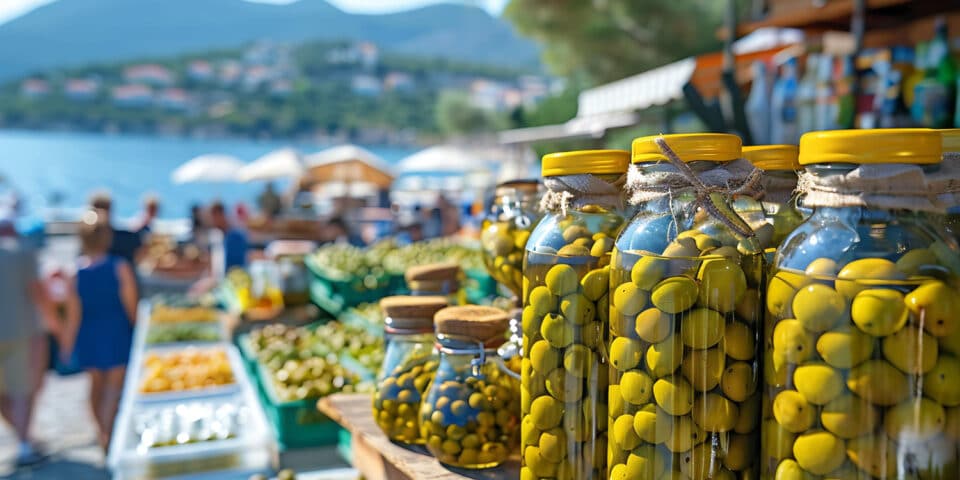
xmin=373 ymin=295 xmax=448 ymax=444
xmin=608 ymin=134 xmax=765 ymax=480
xmin=146 ymin=323 xmax=221 ymax=344
xmin=763 ymin=129 xmax=960 ymax=479
xmin=419 ymin=306 xmax=520 ymax=469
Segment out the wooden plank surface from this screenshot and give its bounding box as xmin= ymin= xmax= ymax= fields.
xmin=318 ymin=393 xmax=520 ymax=480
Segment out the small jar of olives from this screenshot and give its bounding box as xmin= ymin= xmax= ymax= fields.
xmin=373 ymin=295 xmax=449 ymax=444
xmin=522 ymin=149 xmax=629 ymax=479
xmin=406 ymin=263 xmax=466 ymax=306
xmin=764 ymin=129 xmax=960 ymax=479
xmin=608 ymin=133 xmax=765 ymax=480
xmin=481 ymin=179 xmax=542 ymax=302
xmin=742 ymin=144 xmax=807 ymax=248
xmin=419 ymin=306 xmax=521 ymax=469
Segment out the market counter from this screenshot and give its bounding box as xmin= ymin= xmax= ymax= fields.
xmin=318 ymin=393 xmax=520 ymax=480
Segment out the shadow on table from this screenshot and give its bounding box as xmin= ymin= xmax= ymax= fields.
xmin=0 ymin=459 xmax=109 ymax=480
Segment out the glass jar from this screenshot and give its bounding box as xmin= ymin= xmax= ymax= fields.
xmin=372 ymin=295 xmax=448 ymax=445
xmin=743 ymin=144 xmax=808 ymax=248
xmin=942 ymin=129 xmax=960 ymax=241
xmin=419 ymin=306 xmax=521 ymax=469
xmin=764 ymin=129 xmax=960 ymax=479
xmin=406 ymin=263 xmax=466 ymax=306
xmin=481 ymin=179 xmax=542 ymax=301
xmin=608 ymin=134 xmax=764 ymax=479
xmin=521 ymin=149 xmax=629 ymax=479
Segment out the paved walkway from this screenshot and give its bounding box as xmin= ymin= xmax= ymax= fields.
xmin=0 ymin=372 xmax=108 ymax=479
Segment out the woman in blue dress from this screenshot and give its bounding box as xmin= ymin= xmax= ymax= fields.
xmin=63 ymin=209 xmax=137 ymax=449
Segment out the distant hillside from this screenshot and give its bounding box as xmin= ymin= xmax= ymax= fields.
xmin=0 ymin=0 xmax=540 ymax=80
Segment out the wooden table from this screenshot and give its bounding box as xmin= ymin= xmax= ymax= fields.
xmin=318 ymin=393 xmax=520 ymax=480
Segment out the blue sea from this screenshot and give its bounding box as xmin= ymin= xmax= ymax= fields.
xmin=0 ymin=129 xmax=416 ymax=222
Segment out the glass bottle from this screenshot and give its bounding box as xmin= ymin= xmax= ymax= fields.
xmin=521 ymin=149 xmax=629 ymax=479
xmin=743 ymin=144 xmax=807 ymax=249
xmin=405 ymin=262 xmax=466 ymax=306
xmin=419 ymin=306 xmax=521 ymax=469
xmin=608 ymin=134 xmax=764 ymax=479
xmin=372 ymin=295 xmax=448 ymax=444
xmin=763 ymin=129 xmax=960 ymax=479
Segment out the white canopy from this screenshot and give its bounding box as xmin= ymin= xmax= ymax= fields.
xmin=304 ymin=145 xmax=395 ymax=188
xmin=171 ymin=154 xmax=244 ymax=184
xmin=396 ymin=145 xmax=489 ymax=175
xmin=237 ymin=148 xmax=303 ymax=182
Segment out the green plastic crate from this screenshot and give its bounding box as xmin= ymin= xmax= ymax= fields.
xmin=465 ymin=268 xmax=497 ymax=303
xmin=305 ymin=257 xmax=393 ymax=315
xmin=256 ymin=362 xmax=344 ymax=449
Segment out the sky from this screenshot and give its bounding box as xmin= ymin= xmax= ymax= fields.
xmin=0 ymin=0 xmax=509 ymax=24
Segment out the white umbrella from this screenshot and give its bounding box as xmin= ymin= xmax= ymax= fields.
xmin=397 ymin=145 xmax=489 ymax=175
xmin=171 ymin=154 xmax=244 ymax=184
xmin=304 ymin=144 xmax=395 ymax=188
xmin=237 ymin=148 xmax=303 ymax=182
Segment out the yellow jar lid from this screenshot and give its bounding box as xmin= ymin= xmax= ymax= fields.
xmin=799 ymin=129 xmax=942 ymax=165
xmin=941 ymin=129 xmax=960 ymax=153
xmin=743 ymin=145 xmax=800 ymax=171
xmin=632 ymin=133 xmax=742 ymax=163
xmin=541 ymin=150 xmax=629 ymax=177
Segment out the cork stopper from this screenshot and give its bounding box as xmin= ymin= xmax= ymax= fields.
xmin=495 ymin=179 xmax=540 ymax=197
xmin=434 ymin=306 xmax=510 ymax=347
xmin=405 ymin=262 xmax=461 ymax=282
xmin=379 ymin=295 xmax=448 ymax=331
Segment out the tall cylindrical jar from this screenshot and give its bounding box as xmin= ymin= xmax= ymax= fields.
xmin=608 ymin=134 xmax=765 ymax=479
xmin=481 ymin=179 xmax=543 ymax=301
xmin=763 ymin=129 xmax=960 ymax=479
xmin=419 ymin=306 xmax=521 ymax=469
xmin=521 ymin=149 xmax=629 ymax=479
xmin=372 ymin=295 xmax=449 ymax=444
xmin=743 ymin=144 xmax=807 ymax=248
xmin=406 ymin=262 xmax=466 ymax=305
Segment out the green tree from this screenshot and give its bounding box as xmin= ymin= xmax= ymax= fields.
xmin=435 ymin=91 xmax=505 ymax=135
xmin=504 ymin=0 xmax=727 ymax=84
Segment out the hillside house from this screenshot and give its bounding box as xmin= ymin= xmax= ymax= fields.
xmin=64 ymin=78 xmax=99 ymax=101
xmin=124 ymin=64 xmax=174 ymax=87
xmin=112 ymin=84 xmax=153 ymax=107
xmin=20 ymin=78 xmax=49 ymax=98
xmin=188 ymin=60 xmax=214 ymax=82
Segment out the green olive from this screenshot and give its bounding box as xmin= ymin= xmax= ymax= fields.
xmin=773 ymin=390 xmax=815 ymax=433
xmin=524 ymin=445 xmax=558 ymax=477
xmin=772 ymin=319 xmax=813 ymax=364
xmin=613 ymin=282 xmax=649 ymax=317
xmin=697 ymin=258 xmax=747 ymax=313
xmin=792 ymin=430 xmax=846 ymax=475
xmin=721 ymin=361 xmax=757 ymax=403
xmin=774 ymin=459 xmax=817 ymax=480
xmin=905 ymin=281 xmax=959 ymax=337
xmin=852 ymin=288 xmax=909 ymax=337
xmin=763 ymin=419 xmax=797 ymax=461
xmin=723 ymin=320 xmax=755 ymax=361
xmin=924 ymin=354 xmax=960 ymax=407
xmin=820 ymin=393 xmax=879 ymax=439
xmin=612 ymin=414 xmax=641 ymax=450
xmin=633 ymin=405 xmax=669 ymax=444
xmin=545 ymin=264 xmax=580 ymax=297
xmin=846 ymin=359 xmax=909 ymax=406
xmin=791 ymin=283 xmax=846 ymax=332
xmin=609 ymin=336 xmax=643 ymax=371
xmin=632 ymin=256 xmax=668 ymax=290
xmin=680 ymin=308 xmax=724 ymax=349
xmin=653 ymin=376 xmax=694 ymax=416
xmin=691 ymin=393 xmax=738 ymax=432
xmin=846 ymin=435 xmax=898 ymax=478
xmin=560 ymin=293 xmax=594 ymax=326
xmin=635 ymin=308 xmax=673 ymax=343
xmin=529 ymin=340 xmax=560 ymax=374
xmin=723 ymin=433 xmax=752 ymax=471
xmin=545 ymin=368 xmax=583 ymax=402
xmin=563 ymin=344 xmax=594 ymax=379
xmin=804 ymin=257 xmax=837 ymax=277
xmin=680 ymin=443 xmax=723 ymax=480
xmin=816 ymin=327 xmax=873 ymax=369
xmin=530 ymin=396 xmax=563 ymax=430
xmin=835 ymin=258 xmax=902 ymax=299
xmin=663 ymin=415 xmax=704 ymax=453
xmin=734 ymin=394 xmax=759 ymax=434
xmin=793 ymin=362 xmax=844 ymax=405
xmin=540 ymin=313 xmax=574 ymax=348
xmin=883 ymin=397 xmax=945 ymax=441
xmin=619 ymin=371 xmax=654 ymax=405
xmin=896 ymin=248 xmax=939 ymax=275
xmin=624 ymin=444 xmax=667 ymax=479
xmin=528 ymin=286 xmax=558 ymax=318
xmin=538 ymin=427 xmax=566 ymax=463
xmin=882 ymin=324 xmax=938 ymax=375
xmin=767 ymin=270 xmax=811 ymax=318
xmin=580 ymin=266 xmax=609 ymax=302
xmin=646 ymin=334 xmax=683 ymax=378
xmin=945 ymin=407 xmax=960 ymax=442
xmin=681 ymin=347 xmax=724 ymax=392
xmin=650 ymin=276 xmax=699 ymax=314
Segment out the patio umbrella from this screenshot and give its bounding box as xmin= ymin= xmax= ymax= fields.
xmin=237 ymin=148 xmax=304 ymax=182
xmin=304 ymin=145 xmax=395 ymax=189
xmin=396 ymin=145 xmax=489 ymax=175
xmin=171 ymin=154 xmax=244 ymax=184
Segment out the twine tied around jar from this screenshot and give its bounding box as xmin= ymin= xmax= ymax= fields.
xmin=625 ymin=136 xmax=762 ymax=241
xmin=761 ymin=173 xmax=800 ymax=205
xmin=539 ymin=174 xmax=626 ymax=217
xmin=797 ymin=160 xmax=960 ymax=214
xmin=941 ymin=152 xmax=960 ymax=209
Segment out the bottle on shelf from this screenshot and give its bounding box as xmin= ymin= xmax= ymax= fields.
xmin=771 ymin=57 xmax=799 ymax=143
xmin=815 ymin=54 xmax=836 ymax=131
xmin=797 ymin=53 xmax=819 ymax=136
xmin=746 ymin=61 xmax=772 ymax=145
xmin=835 ymin=55 xmax=856 ymax=129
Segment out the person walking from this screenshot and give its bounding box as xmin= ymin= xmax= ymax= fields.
xmin=63 ymin=209 xmax=137 ymax=450
xmin=208 ymin=201 xmax=248 ymax=281
xmin=0 ymin=213 xmax=51 ymax=467
xmin=90 ymin=192 xmax=143 ymax=268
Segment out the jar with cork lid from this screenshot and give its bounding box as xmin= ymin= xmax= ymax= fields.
xmin=405 ymin=262 xmax=466 ymax=305
xmin=418 ymin=305 xmax=521 ymax=469
xmin=372 ymin=295 xmax=449 ymax=444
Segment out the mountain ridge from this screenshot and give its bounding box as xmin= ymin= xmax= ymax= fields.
xmin=0 ymin=0 xmax=539 ymax=80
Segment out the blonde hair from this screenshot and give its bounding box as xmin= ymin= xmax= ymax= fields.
xmin=79 ymin=208 xmax=112 ymax=255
